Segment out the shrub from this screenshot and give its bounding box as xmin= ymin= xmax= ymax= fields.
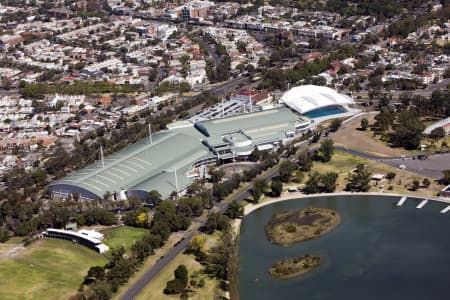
xmin=285 ymin=225 xmax=297 ymax=233
xmin=410 ymin=180 xmax=420 ymax=191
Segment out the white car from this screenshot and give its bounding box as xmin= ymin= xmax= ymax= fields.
xmin=398 ymin=164 xmax=406 ymax=169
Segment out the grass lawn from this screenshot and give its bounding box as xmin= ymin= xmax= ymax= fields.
xmin=311 ymin=151 xmax=367 ymax=174
xmin=0 ymin=239 xmax=107 ymax=300
xmin=136 ymin=252 xmax=218 ymax=300
xmin=103 ymin=226 xmax=149 ymax=250
xmin=113 ymin=232 xmax=185 ymax=300
xmin=4 ymin=236 xmax=26 ymax=244
xmin=306 ymin=150 xmax=442 ymax=197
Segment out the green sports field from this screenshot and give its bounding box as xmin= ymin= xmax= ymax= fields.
xmin=0 ymin=239 xmax=107 ymax=300
xmin=103 ymin=226 xmax=149 ymax=250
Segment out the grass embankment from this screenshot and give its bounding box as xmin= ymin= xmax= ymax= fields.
xmin=269 ymin=254 xmax=321 ymax=279
xmin=136 ymin=253 xmax=218 ymax=300
xmin=3 ymin=236 xmax=26 ymax=244
xmin=265 ymin=207 xmax=340 ymax=247
xmin=309 ymin=150 xmax=442 ymax=197
xmin=113 ymin=232 xmax=186 ymax=300
xmin=136 ymin=234 xmax=220 ymax=300
xmin=0 ymin=239 xmax=107 ymax=300
xmin=103 ymin=226 xmax=149 ymax=250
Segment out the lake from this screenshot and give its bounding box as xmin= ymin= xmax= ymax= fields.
xmin=238 ymin=195 xmax=450 ymax=300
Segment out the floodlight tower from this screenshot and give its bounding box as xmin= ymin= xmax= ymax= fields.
xmin=100 ymin=144 xmax=105 ymax=169
xmin=148 ymin=123 xmax=153 ymax=145
xmin=174 ymin=165 xmax=179 ymax=193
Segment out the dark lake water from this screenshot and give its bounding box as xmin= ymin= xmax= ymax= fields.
xmin=238 ymin=195 xmax=450 ymax=300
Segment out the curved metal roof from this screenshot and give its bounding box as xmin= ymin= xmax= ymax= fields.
xmin=49 ymin=128 xmax=209 ymax=199
xmin=280 ymin=85 xmax=354 ymax=114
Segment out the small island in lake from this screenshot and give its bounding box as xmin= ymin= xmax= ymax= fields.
xmin=265 ymin=207 xmax=340 ymax=247
xmin=268 ymin=254 xmax=321 ymax=279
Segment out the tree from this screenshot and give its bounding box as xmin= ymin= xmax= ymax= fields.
xmin=304 ymin=172 xmax=321 ymax=194
xmin=292 ymin=172 xmax=304 ymax=184
xmin=345 ymin=164 xmax=372 ymax=192
xmin=304 ymin=171 xmax=338 ymax=193
xmin=174 ymin=265 xmax=188 ymax=286
xmin=210 ymin=168 xmax=225 ymax=183
xmin=297 ymin=152 xmax=313 ymax=171
xmin=270 ymin=180 xmax=283 ymax=197
xmin=386 ymin=172 xmax=396 ymax=182
xmin=375 ymin=106 xmax=395 ymax=131
xmin=251 ymin=178 xmax=267 ymax=203
xmin=91 ymin=281 xmax=112 ymax=300
xmin=330 ymin=119 xmax=342 ymax=132
xmin=321 ymin=172 xmax=338 ymax=193
xmin=205 ymin=212 xmax=230 ymax=233
xmin=164 ymin=265 xmax=188 ymax=294
xmin=390 ymin=110 xmax=424 ymax=150
xmin=85 ymin=266 xmax=105 ymax=283
xmin=429 ymin=127 xmax=445 ymax=140
xmin=422 ymin=178 xmax=431 ymax=188
xmin=148 ymin=190 xmax=162 ymax=207
xmin=440 ymin=170 xmax=450 ymax=185
xmin=360 ymin=117 xmax=369 ymax=130
xmin=279 ymin=160 xmax=296 ymax=182
xmin=319 ymin=139 xmax=335 ymax=162
xmin=0 ymin=228 xmax=9 ymax=243
xmin=410 ymin=180 xmax=420 ymax=191
xmin=186 ymin=234 xmax=206 ymax=254
xmin=225 ymin=201 xmax=243 ymax=219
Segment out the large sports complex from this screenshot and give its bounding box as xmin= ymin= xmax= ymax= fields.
xmin=49 ymin=85 xmax=356 ymax=201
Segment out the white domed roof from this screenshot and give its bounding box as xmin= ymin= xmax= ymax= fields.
xmin=280 ymin=85 xmax=354 ymax=114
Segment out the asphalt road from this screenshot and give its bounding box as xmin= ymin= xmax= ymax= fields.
xmin=334 ymin=146 xmax=449 ymax=179
xmin=195 ymin=37 xmax=221 ymax=67
xmin=120 ymin=164 xmax=280 ymax=300
xmin=121 ymin=143 xmax=446 ymax=299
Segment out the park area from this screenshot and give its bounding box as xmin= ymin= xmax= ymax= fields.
xmin=282 ymin=150 xmax=442 ymax=197
xmin=332 ymin=114 xmax=450 ymax=157
xmin=134 ymin=232 xmax=221 ymax=300
xmin=102 ymin=226 xmax=149 ymax=250
xmin=0 ymin=239 xmax=107 ymax=300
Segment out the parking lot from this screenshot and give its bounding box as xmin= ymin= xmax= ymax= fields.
xmin=382 ymin=153 xmax=450 ymax=179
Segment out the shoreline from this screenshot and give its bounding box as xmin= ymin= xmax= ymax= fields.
xmin=243 ymin=191 xmax=450 ymax=216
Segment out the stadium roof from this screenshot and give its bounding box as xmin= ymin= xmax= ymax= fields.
xmin=49 ymin=127 xmax=210 ymax=199
xmin=280 ymin=85 xmax=354 ymax=114
xmin=196 ymin=106 xmax=306 ymax=145
xmin=50 ymin=106 xmax=310 ymax=201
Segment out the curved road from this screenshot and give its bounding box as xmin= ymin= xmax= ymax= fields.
xmin=120 ymin=145 xmax=447 ymax=299
xmin=120 ymin=165 xmax=279 ymax=300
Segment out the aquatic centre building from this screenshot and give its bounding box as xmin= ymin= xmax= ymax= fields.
xmin=49 ymin=85 xmax=355 ymax=201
